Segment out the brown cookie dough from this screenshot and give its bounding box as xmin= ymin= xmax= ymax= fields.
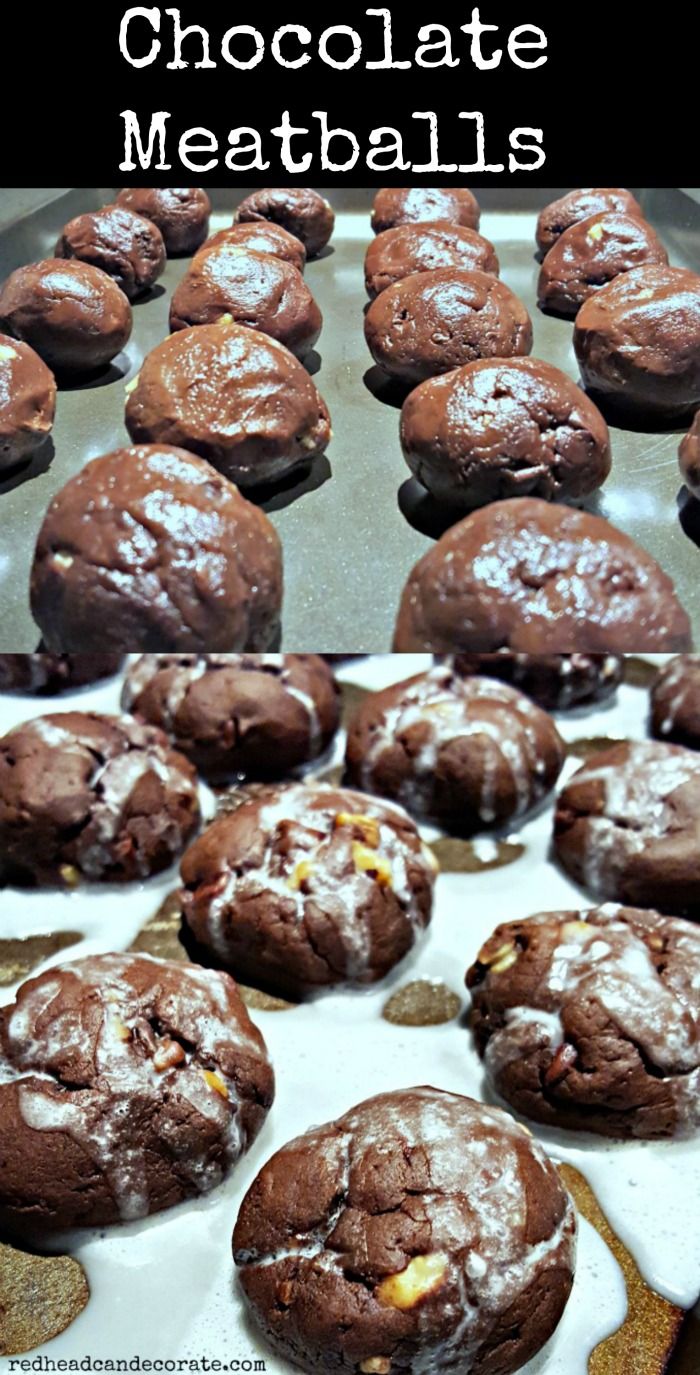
xmin=180 ymin=783 xmax=436 ymax=998
xmin=0 ymin=711 xmax=200 ymax=885
xmin=574 ymin=265 xmax=700 ymax=418
xmin=233 ymin=1086 xmax=575 ymax=1375
xmin=169 ymin=246 xmax=321 ymax=359
xmin=0 ymin=260 xmax=132 ymax=377
xmin=122 ymin=654 xmax=340 ymax=780
xmin=365 ymin=270 xmax=532 ymax=387
xmin=536 ymin=188 xmax=644 ymax=258
xmin=235 ymin=189 xmax=334 ymax=259
xmin=538 ymin=212 xmax=668 ymax=318
xmin=54 ymin=204 xmax=166 ymax=301
xmin=30 ymin=445 xmax=282 ymax=652
xmin=371 ymin=188 xmax=481 ymax=233
xmin=450 ymin=653 xmax=624 ymax=711
xmin=364 ymin=222 xmax=499 ymax=299
xmin=201 ymin=222 xmax=306 ymax=273
xmin=125 ymin=323 xmax=331 ymax=487
xmin=0 ymin=952 xmax=273 ymax=1233
xmin=651 ymin=656 xmax=700 ymax=748
xmin=393 ymin=498 xmax=691 ymax=653
xmin=116 ymin=188 xmax=211 ymax=255
xmin=679 ymin=410 xmax=700 ymax=499
xmin=0 ymin=334 xmax=55 ymax=471
xmin=467 ymin=905 xmax=700 ymax=1139
xmin=553 ymin=740 xmax=700 ymax=914
xmin=0 ymin=654 xmax=123 ymax=694
xmin=345 ymin=666 xmax=564 ymax=831
xmin=400 ymin=357 xmax=610 ymax=509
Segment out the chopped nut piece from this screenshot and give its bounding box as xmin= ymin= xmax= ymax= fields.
xmin=0 ymin=343 xmax=18 ymax=360
xmin=648 ymin=935 xmax=665 ymax=952
xmin=587 ymin=222 xmax=605 ymax=241
xmin=52 ymin=553 xmax=74 ymax=571
xmin=111 ymin=1016 xmax=131 ymax=1042
xmin=561 ymin=920 xmax=592 ymax=940
xmin=276 ymin=1280 xmax=295 ymax=1307
xmin=153 ymin=1039 xmax=186 ymax=1072
xmin=376 ymin=1253 xmax=448 ymax=1309
xmin=359 ymin=1360 xmax=392 ymax=1374
xmin=352 ymin=842 xmax=392 ymax=887
xmin=218 ymin=313 xmax=234 ymax=324
xmin=335 ymin=812 xmax=381 ymax=848
xmin=201 ymin=1068 xmax=228 ymax=1099
xmin=58 ymin=864 xmax=80 ymax=888
xmin=490 ymin=947 xmax=519 ymax=973
xmin=288 ymin=859 xmax=314 ymax=890
xmin=544 ymin=1043 xmax=578 ymax=1087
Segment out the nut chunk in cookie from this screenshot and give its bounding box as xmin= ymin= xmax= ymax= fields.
xmin=233 ymin=1087 xmax=575 ymax=1375
xmin=467 ymin=905 xmax=700 ymax=1139
xmin=0 ymin=953 xmax=274 ymax=1233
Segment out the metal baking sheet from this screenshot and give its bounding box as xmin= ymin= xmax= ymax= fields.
xmin=0 ymin=187 xmax=699 ymax=652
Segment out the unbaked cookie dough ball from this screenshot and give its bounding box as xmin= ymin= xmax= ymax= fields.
xmin=538 ymin=212 xmax=668 ymax=318
xmin=0 ymin=260 xmax=132 ymax=376
xmin=0 ymin=953 xmax=273 ymax=1233
xmin=371 ymin=187 xmax=481 ymax=233
xmin=574 ymin=265 xmax=700 ymax=418
xmin=400 ymin=357 xmax=611 ymax=509
xmin=122 ymin=654 xmax=340 ymax=780
xmin=180 ymin=782 xmax=436 ymax=998
xmin=0 ymin=333 xmax=55 ymax=470
xmin=125 ymin=323 xmax=331 ymax=487
xmin=0 ymin=711 xmax=200 ymax=885
xmin=0 ymin=653 xmax=123 ymax=694
xmin=553 ymin=740 xmax=700 ymax=914
xmin=345 ymin=666 xmax=564 ymax=831
xmin=235 ymin=189 xmax=334 ymax=259
xmin=651 ymin=656 xmax=700 ymax=748
xmin=116 ymin=188 xmax=211 ymax=255
xmin=54 ymin=204 xmax=166 ymax=301
xmin=364 ymin=222 xmax=499 ymax=299
xmin=201 ymin=222 xmax=306 ymax=273
xmin=393 ymin=498 xmax=691 ymax=653
xmin=169 ymin=246 xmax=322 ymax=359
xmin=30 ymin=445 xmax=282 ymax=652
xmin=233 ymin=1087 xmax=575 ymax=1375
xmin=679 ymin=410 xmax=700 ymax=499
xmin=365 ymin=270 xmax=532 ymax=387
xmin=536 ymin=188 xmax=644 ymax=258
xmin=451 ymin=653 xmax=624 ymax=711
xmin=467 ymin=905 xmax=700 ymax=1139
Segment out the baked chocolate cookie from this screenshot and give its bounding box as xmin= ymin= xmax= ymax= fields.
xmin=538 ymin=211 xmax=668 ymax=318
xmin=393 ymin=498 xmax=691 ymax=653
xmin=371 ymin=187 xmax=481 ymax=233
xmin=467 ymin=904 xmax=700 ymax=1139
xmin=400 ymin=357 xmax=611 ymax=509
xmin=553 ymin=740 xmax=700 ymax=914
xmin=535 ymin=188 xmax=644 ymax=258
xmin=235 ymin=189 xmax=334 ymax=259
xmin=0 ymin=260 xmax=132 ymax=376
xmin=574 ymin=265 xmax=700 ymax=418
xmin=180 ymin=782 xmax=436 ymax=998
xmin=122 ymin=654 xmax=340 ymax=780
xmin=451 ymin=653 xmax=624 ymax=711
xmin=364 ymin=222 xmax=499 ymax=299
xmin=679 ymin=410 xmax=700 ymax=499
xmin=125 ymin=323 xmax=331 ymax=487
xmin=201 ymin=222 xmax=306 ymax=273
xmin=0 ymin=653 xmax=123 ymax=694
xmin=116 ymin=188 xmax=211 ymax=255
xmin=0 ymin=334 xmax=55 ymax=470
xmin=345 ymin=666 xmax=564 ymax=831
xmin=233 ymin=1086 xmax=575 ymax=1375
xmin=30 ymin=445 xmax=282 ymax=652
xmin=0 ymin=711 xmax=200 ymax=885
xmin=651 ymin=656 xmax=700 ymax=748
xmin=0 ymin=952 xmax=273 ymax=1232
xmin=365 ymin=270 xmax=532 ymax=387
xmin=169 ymin=246 xmax=322 ymax=359
xmin=54 ymin=204 xmax=166 ymax=301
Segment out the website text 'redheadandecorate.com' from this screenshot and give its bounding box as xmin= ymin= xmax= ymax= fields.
xmin=6 ymin=1360 xmax=267 ymax=1373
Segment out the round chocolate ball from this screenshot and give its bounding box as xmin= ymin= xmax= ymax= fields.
xmin=169 ymin=246 xmax=321 ymax=359
xmin=536 ymin=188 xmax=644 ymax=257
xmin=54 ymin=204 xmax=166 ymax=300
xmin=451 ymin=652 xmax=624 ymax=711
xmin=0 ymin=333 xmax=55 ymax=470
xmin=0 ymin=259 xmax=132 ymax=376
xmin=201 ymin=222 xmax=306 ymax=273
xmin=364 ymin=222 xmax=499 ymax=299
xmin=650 ymin=655 xmax=700 ymax=748
xmin=371 ymin=187 xmax=481 ymax=233
xmin=538 ymin=211 xmax=668 ymax=318
xmin=116 ymin=188 xmax=211 ymax=255
xmin=235 ymin=189 xmax=334 ymax=259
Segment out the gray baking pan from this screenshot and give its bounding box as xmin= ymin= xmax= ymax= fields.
xmin=0 ymin=186 xmax=698 ymax=652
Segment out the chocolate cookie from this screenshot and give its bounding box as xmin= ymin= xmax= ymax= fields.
xmin=365 ymin=270 xmax=532 ymax=387
xmin=451 ymin=653 xmax=624 ymax=711
xmin=393 ymin=498 xmax=691 ymax=653
xmin=467 ymin=904 xmax=700 ymax=1139
xmin=54 ymin=204 xmax=166 ymax=301
xmin=574 ymin=265 xmax=700 ymax=417
xmin=233 ymin=1086 xmax=575 ymax=1375
xmin=679 ymin=410 xmax=700 ymax=499
xmin=400 ymin=357 xmax=610 ymax=509
xmin=364 ymin=222 xmax=499 ymax=299
xmin=122 ymin=654 xmax=340 ymax=780
xmin=345 ymin=666 xmax=564 ymax=831
xmin=0 ymin=711 xmax=200 ymax=885
xmin=0 ymin=952 xmax=273 ymax=1232
xmin=0 ymin=654 xmax=123 ymax=694
xmin=169 ymin=246 xmax=321 ymax=359
xmin=201 ymin=222 xmax=306 ymax=273
xmin=0 ymin=260 xmax=132 ymax=376
xmin=125 ymin=323 xmax=331 ymax=487
xmin=538 ymin=212 xmax=668 ymax=318
xmin=371 ymin=187 xmax=481 ymax=233
xmin=553 ymin=740 xmax=700 ymax=914
xmin=0 ymin=334 xmax=55 ymax=471
xmin=536 ymin=188 xmax=644 ymax=258
xmin=116 ymin=188 xmax=211 ymax=255
xmin=180 ymin=782 xmax=436 ymax=998
xmin=30 ymin=445 xmax=282 ymax=652
xmin=235 ymin=189 xmax=334 ymax=259
xmin=651 ymin=656 xmax=700 ymax=747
